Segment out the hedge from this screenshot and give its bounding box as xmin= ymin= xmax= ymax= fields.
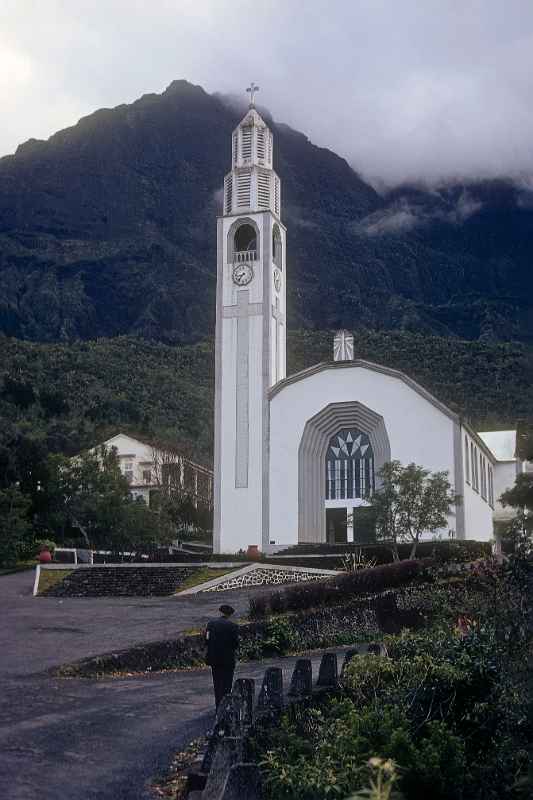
xmin=272 ymin=540 xmax=491 ymax=563
xmin=250 ymin=558 xmax=431 ymax=617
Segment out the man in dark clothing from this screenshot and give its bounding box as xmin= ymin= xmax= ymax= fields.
xmin=205 ymin=604 xmax=240 ymax=709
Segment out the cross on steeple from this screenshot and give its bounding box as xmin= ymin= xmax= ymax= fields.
xmin=246 ymin=82 xmax=260 ymax=108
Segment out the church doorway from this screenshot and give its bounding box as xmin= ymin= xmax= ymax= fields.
xmin=326 ymin=508 xmax=348 ymax=544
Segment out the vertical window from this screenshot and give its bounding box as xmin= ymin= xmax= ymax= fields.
xmin=325 ymin=430 xmax=374 ymax=500
xmin=236 ymin=170 xmax=251 ymax=208
xmin=124 ymin=461 xmax=133 ymax=483
xmin=257 ymin=170 xmax=271 ymax=209
xmin=224 ymin=174 xmax=233 ymax=214
xmin=465 ymin=435 xmax=470 ymax=484
xmin=272 ymin=225 xmax=282 ymax=268
xmin=256 ymin=127 xmax=266 ymax=161
xmin=241 ymin=126 xmax=252 ymax=160
xmin=142 ymin=469 xmax=151 ymax=484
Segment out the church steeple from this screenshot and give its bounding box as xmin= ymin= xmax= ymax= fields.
xmin=214 ymin=85 xmax=287 ymax=554
xmin=223 ymin=89 xmax=280 ymax=218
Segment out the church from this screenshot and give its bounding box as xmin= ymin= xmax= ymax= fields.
xmin=213 ymin=89 xmax=524 ymax=554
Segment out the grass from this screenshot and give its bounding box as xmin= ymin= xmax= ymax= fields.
xmin=38 ymin=568 xmax=73 ymax=594
xmin=176 ymin=567 xmax=238 ymax=593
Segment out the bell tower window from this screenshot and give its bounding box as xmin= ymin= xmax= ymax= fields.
xmin=233 ymin=223 xmax=258 ymax=262
xmin=272 ymin=224 xmax=282 ymax=268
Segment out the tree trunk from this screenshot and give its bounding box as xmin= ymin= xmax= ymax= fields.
xmin=409 ymin=540 xmax=418 ymax=560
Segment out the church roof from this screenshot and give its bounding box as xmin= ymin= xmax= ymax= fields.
xmin=269 ymin=359 xmax=497 ymax=462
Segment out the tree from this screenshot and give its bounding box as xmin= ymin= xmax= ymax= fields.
xmin=149 ymin=443 xmax=213 ymax=540
xmin=371 ymin=461 xmax=455 ymax=560
xmin=44 ymin=446 xmax=173 ymax=554
xmin=500 ymin=474 xmax=533 ymax=554
xmin=0 ymin=486 xmax=31 ymax=566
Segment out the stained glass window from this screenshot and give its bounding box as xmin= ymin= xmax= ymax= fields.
xmin=325 ymin=429 xmax=375 ymax=500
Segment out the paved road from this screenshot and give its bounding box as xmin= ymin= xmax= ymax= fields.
xmin=0 ymin=571 xmax=342 ymax=800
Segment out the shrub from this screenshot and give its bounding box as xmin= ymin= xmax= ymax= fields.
xmin=34 ymin=538 xmax=57 ymax=555
xmin=251 ymin=559 xmax=429 ymax=616
xmin=272 ymin=539 xmax=491 ymax=564
xmin=260 ymin=699 xmax=466 ymax=800
xmin=261 ymin=617 xmax=298 ymax=656
xmin=248 ymin=594 xmax=269 ymax=618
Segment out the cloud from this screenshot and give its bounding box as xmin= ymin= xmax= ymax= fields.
xmin=2 ymin=1 xmax=533 ymax=186
xmin=356 ymin=189 xmax=484 ymax=236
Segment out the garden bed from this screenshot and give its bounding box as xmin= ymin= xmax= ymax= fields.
xmin=253 ymin=559 xmax=533 ymax=800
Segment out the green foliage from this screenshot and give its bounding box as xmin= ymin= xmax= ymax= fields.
xmin=260 ymin=701 xmax=465 ymax=800
xmin=372 ymin=462 xmax=454 ymax=559
xmin=501 ymin=473 xmax=533 ymax=513
xmin=258 ymin=553 xmax=533 ymax=800
xmin=41 ymin=446 xmax=172 ymax=552
xmin=0 ymin=486 xmax=31 ymax=566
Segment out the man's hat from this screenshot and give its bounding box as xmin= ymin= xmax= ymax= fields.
xmin=219 ymin=604 xmax=235 ymax=615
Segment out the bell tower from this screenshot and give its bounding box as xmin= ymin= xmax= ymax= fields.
xmin=213 ymin=85 xmax=287 ymax=553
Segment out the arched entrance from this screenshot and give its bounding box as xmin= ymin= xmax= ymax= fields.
xmin=298 ymin=401 xmax=391 ymax=544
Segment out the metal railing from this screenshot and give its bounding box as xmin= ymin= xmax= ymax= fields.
xmin=234 ymin=250 xmax=257 ymax=263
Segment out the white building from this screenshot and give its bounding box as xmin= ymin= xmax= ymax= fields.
xmin=97 ymin=433 xmax=213 ymax=510
xmin=213 ymin=91 xmax=524 ymax=554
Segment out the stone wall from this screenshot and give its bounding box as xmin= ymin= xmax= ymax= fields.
xmin=42 ymin=565 xmax=196 ymax=597
xmin=203 ymin=566 xmax=335 ymax=592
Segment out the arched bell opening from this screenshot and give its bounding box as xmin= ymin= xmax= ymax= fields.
xmin=227 ymin=218 xmax=260 ymax=264
xmin=272 ymin=223 xmax=282 ymax=269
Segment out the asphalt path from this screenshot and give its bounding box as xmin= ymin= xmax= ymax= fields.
xmin=0 ymin=570 xmax=345 ymax=800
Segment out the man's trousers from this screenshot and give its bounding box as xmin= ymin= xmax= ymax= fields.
xmin=211 ymin=663 xmax=235 ymax=709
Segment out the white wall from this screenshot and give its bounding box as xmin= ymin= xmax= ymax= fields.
xmin=492 ymin=461 xmax=519 ymax=522
xmin=460 ymin=427 xmax=495 ymax=542
xmin=216 ymin=213 xmax=287 ymax=553
xmin=269 ymin=365 xmax=460 ymax=546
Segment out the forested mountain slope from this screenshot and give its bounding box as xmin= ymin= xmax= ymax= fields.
xmin=1 ymin=331 xmax=531 ymax=464
xmin=1 ymin=80 xmax=532 ymax=344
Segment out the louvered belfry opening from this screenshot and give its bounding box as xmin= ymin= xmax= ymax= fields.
xmin=236 ymin=170 xmax=251 ymax=208
xmin=222 ymin=107 xmax=281 ymax=217
xmin=241 ymin=125 xmax=253 ymax=161
xmin=257 ymin=169 xmax=271 ymax=209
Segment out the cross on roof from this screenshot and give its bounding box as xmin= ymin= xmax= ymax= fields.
xmin=246 ymin=82 xmax=260 ymax=107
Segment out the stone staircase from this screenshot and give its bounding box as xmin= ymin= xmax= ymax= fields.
xmin=43 ymin=565 xmax=196 ymax=597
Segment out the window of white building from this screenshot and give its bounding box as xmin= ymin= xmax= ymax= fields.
xmin=325 ymin=429 xmax=374 ymax=501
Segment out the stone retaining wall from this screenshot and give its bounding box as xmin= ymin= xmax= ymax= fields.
xmin=42 ymin=565 xmax=197 ymax=597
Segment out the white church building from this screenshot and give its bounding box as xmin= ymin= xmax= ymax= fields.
xmin=213 ymin=91 xmax=524 ymax=554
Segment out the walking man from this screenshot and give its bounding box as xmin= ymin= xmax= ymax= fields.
xmin=205 ymin=604 xmax=240 ymax=709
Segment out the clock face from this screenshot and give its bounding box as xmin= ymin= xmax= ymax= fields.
xmin=273 ymin=268 xmax=282 ymax=293
xmin=232 ymin=263 xmax=254 ymax=286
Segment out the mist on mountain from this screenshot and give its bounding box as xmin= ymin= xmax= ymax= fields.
xmin=0 ymin=80 xmax=531 ymax=345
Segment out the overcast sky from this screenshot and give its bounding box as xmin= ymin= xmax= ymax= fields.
xmin=2 ymin=0 xmax=533 ymax=185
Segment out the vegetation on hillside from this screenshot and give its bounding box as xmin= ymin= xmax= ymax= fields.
xmin=1 ymin=327 xmax=531 ymax=564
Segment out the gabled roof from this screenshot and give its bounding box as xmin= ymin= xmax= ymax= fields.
xmin=269 ymin=359 xmax=499 ymax=463
xmin=269 ymin=359 xmax=458 ymax=421
xmin=98 ymin=433 xmax=213 ymax=474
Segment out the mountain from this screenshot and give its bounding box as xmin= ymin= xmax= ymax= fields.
xmin=1 ymin=79 xmax=532 ymax=344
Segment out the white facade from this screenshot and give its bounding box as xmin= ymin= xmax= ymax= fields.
xmin=213 ymin=95 xmax=521 ymax=554
xmin=96 ymin=433 xmax=213 ymax=509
